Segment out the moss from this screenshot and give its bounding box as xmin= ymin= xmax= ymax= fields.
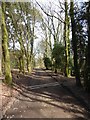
xmin=0 ymin=72 xmax=1 ymax=75
xmin=2 ymin=2 xmax=12 ymax=85
xmin=4 ymin=74 xmax=12 ymax=85
xmin=64 ymin=1 xmax=70 ymax=77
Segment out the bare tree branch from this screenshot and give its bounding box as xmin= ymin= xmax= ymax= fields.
xmin=35 ymin=0 xmax=65 ymax=24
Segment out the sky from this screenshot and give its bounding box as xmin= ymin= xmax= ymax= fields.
xmin=36 ymin=0 xmax=89 ymax=4
xmin=1 ymin=0 xmax=89 ymax=2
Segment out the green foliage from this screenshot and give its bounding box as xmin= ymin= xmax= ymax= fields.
xmin=4 ymin=2 xmax=42 ymax=73
xmin=43 ymin=57 xmax=52 ymax=70
xmin=52 ymin=43 xmax=65 ymax=72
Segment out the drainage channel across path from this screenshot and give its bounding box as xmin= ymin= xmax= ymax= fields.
xmin=2 ymin=68 xmax=89 ymax=119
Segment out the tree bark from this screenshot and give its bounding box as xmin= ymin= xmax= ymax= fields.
xmin=84 ymin=1 xmax=90 ymax=92
xmin=30 ymin=6 xmax=35 ymax=71
xmin=64 ymin=1 xmax=70 ymax=77
xmin=2 ymin=2 xmax=12 ymax=84
xmin=70 ymin=1 xmax=81 ymax=86
xmin=0 ymin=2 xmax=2 ymax=75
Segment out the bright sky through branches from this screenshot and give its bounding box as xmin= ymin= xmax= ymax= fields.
xmin=1 ymin=0 xmax=89 ymax=2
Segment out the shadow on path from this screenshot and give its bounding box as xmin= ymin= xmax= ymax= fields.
xmin=10 ymin=68 xmax=90 ymax=118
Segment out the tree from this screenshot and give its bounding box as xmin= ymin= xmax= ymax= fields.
xmin=0 ymin=2 xmax=2 ymax=75
xmin=5 ymin=2 xmax=41 ymax=73
xmin=64 ymin=1 xmax=70 ymax=77
xmin=52 ymin=43 xmax=65 ymax=73
xmin=84 ymin=1 xmax=90 ymax=92
xmin=43 ymin=57 xmax=52 ymax=70
xmin=70 ymin=0 xmax=81 ymax=86
xmin=74 ymin=3 xmax=87 ymax=79
xmin=40 ymin=17 xmax=52 ymax=58
xmin=2 ymin=2 xmax=12 ymax=84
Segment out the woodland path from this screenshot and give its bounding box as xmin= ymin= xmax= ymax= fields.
xmin=2 ymin=69 xmax=89 ymax=119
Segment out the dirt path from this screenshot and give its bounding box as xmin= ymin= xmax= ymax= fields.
xmin=3 ymin=69 xmax=89 ymax=119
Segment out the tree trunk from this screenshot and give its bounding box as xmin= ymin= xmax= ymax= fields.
xmin=2 ymin=2 xmax=12 ymax=84
xmin=64 ymin=1 xmax=70 ymax=77
xmin=84 ymin=1 xmax=90 ymax=92
xmin=0 ymin=2 xmax=2 ymax=75
xmin=18 ymin=32 xmax=25 ymax=74
xmin=30 ymin=6 xmax=35 ymax=71
xmin=70 ymin=1 xmax=81 ymax=86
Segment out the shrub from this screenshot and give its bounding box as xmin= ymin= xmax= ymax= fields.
xmin=43 ymin=57 xmax=52 ymax=70
xmin=52 ymin=43 xmax=65 ymax=73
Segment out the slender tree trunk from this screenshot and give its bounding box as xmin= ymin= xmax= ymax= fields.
xmin=87 ymin=0 xmax=90 ymax=91
xmin=2 ymin=2 xmax=12 ymax=84
xmin=26 ymin=57 xmax=29 ymax=72
xmin=30 ymin=6 xmax=35 ymax=71
xmin=84 ymin=1 xmax=90 ymax=92
xmin=0 ymin=2 xmax=2 ymax=75
xmin=30 ymin=35 xmax=34 ymax=71
xmin=51 ymin=16 xmax=57 ymax=43
xmin=70 ymin=1 xmax=81 ymax=86
xmin=64 ymin=1 xmax=70 ymax=77
xmin=63 ymin=17 xmax=67 ymax=76
xmin=26 ymin=42 xmax=31 ymax=72
xmin=19 ymin=36 xmax=25 ymax=74
xmin=44 ymin=30 xmax=48 ymax=57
